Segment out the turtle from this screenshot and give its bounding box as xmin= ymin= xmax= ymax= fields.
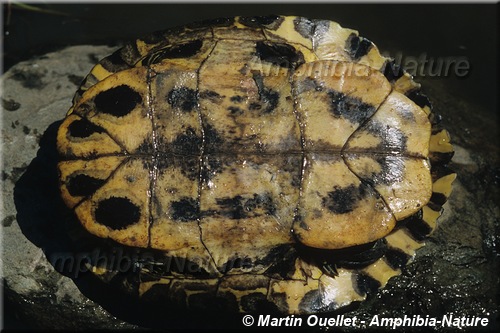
xmin=56 ymin=15 xmax=456 ymax=314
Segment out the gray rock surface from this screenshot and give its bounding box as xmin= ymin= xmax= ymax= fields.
xmin=1 ymin=45 xmax=498 ymax=330
xmin=2 ymin=45 xmax=138 ymax=330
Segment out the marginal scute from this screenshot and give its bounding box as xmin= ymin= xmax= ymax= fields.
xmin=72 ymin=158 xmax=151 ymax=247
xmin=171 ymin=198 xmax=200 ymax=222
xmin=261 ymin=16 xmax=314 ymax=50
xmin=292 ymin=16 xmax=316 ymax=39
xmin=255 ymin=41 xmax=305 ymax=69
xmin=382 ymin=59 xmax=405 ymax=82
xmin=346 ymin=33 xmax=373 ymax=60
xmin=142 ymin=39 xmax=203 ymax=65
xmin=238 ymin=15 xmax=283 ymax=29
xmin=71 ymin=67 xmax=153 ymax=154
xmin=56 ymin=15 xmax=455 ymax=315
xmin=57 ymin=114 xmax=123 ymax=158
xmin=58 ymin=156 xmax=126 ymax=205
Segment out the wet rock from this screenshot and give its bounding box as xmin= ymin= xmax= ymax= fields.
xmin=2 ymin=45 xmax=137 ymax=330
xmin=1 ymin=45 xmax=498 ymax=330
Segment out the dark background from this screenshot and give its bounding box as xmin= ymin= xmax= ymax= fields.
xmin=2 ymin=3 xmax=498 ymax=114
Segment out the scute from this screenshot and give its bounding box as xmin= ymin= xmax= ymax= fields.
xmin=57 ymin=15 xmax=455 ymax=315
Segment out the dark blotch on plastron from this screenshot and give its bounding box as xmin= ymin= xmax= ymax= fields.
xmin=199 ymin=90 xmax=222 ymax=102
xmin=227 ymin=106 xmax=244 ymax=115
xmin=171 ymin=198 xmax=200 ymax=221
xmin=346 ymin=33 xmax=373 ymax=61
xmin=244 ymin=193 xmax=277 ymax=216
xmin=251 ymin=72 xmax=280 ymax=113
xmin=203 ymin=124 xmax=224 ymax=153
xmin=172 ymin=127 xmax=202 ymax=154
xmin=179 ymin=157 xmax=200 ymax=181
xmin=220 ymin=257 xmax=252 ymax=273
xmin=156 ymin=155 xmax=199 ymax=180
xmin=67 ymin=174 xmax=106 ymax=197
xmin=94 ymin=85 xmax=142 ymax=117
xmin=260 ymin=89 xmax=280 ymax=114
xmin=239 ymin=15 xmax=282 ymax=28
xmin=142 ymin=40 xmax=203 ymax=65
xmin=322 ymin=184 xmax=366 ymax=215
xmin=215 ymin=196 xmax=245 ymax=219
xmin=94 ymin=197 xmax=141 ymax=230
xmin=372 ymin=156 xmax=405 ymax=185
xmin=248 ymin=102 xmax=262 ymax=110
xmin=327 ymin=90 xmax=376 ymax=124
xmin=258 ymin=244 xmax=297 ymax=278
xmin=365 ymin=121 xmax=408 ymax=152
xmin=167 ymin=87 xmax=198 ymax=112
xmin=136 ymin=138 xmax=154 ymax=155
xmin=255 ymin=41 xmax=305 ymax=69
xmin=67 ymin=118 xmax=105 ymax=138
xmin=230 ymin=95 xmax=243 ymax=103
xmin=200 ymin=156 xmax=223 ymax=185
xmin=216 ymin=193 xmax=277 ymax=219
xmin=355 ymin=272 xmax=381 ymax=296
xmin=281 ymin=156 xmax=302 ymax=188
xmin=293 ymin=76 xmax=321 ymax=95
xmin=383 ymin=59 xmax=404 ymax=82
